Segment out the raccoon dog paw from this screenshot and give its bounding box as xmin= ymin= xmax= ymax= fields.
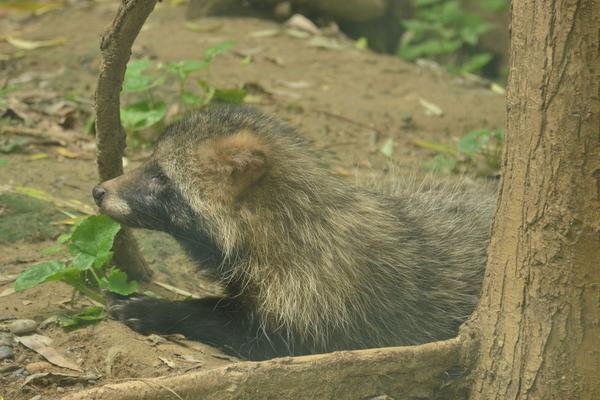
xmin=107 ymin=295 xmax=172 ymax=334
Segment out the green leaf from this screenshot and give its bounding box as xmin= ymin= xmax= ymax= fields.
xmin=83 ymin=115 xmax=95 ymax=135
xmin=123 ymin=59 xmax=166 ymax=93
xmin=461 ymin=53 xmax=493 ymax=74
xmin=58 ymin=306 xmax=106 ymax=328
xmin=166 ymin=60 xmax=210 ymax=81
xmin=124 ymin=74 xmax=165 ymax=93
xmin=57 ymin=232 xmax=72 ymax=244
xmin=0 ymin=159 xmax=8 ymax=166
xmin=41 ymin=244 xmax=63 ymax=256
xmin=197 ymin=80 xmax=216 ymax=103
xmin=458 ymin=129 xmax=492 ymax=155
xmin=204 ymin=40 xmax=235 ymax=60
xmin=480 ymin=0 xmax=507 ymax=12
xmin=0 ymin=137 xmax=30 ymax=153
xmin=380 ymin=137 xmax=395 ymax=158
xmin=422 ymin=154 xmax=458 ymax=174
xmin=414 ymin=0 xmax=443 ymax=6
xmin=355 ymin=37 xmax=368 ymax=50
xmin=15 ymin=261 xmax=66 ymax=291
xmin=68 ymin=215 xmax=121 ymax=270
xmin=399 ymin=39 xmax=462 ymax=60
xmin=181 ymin=91 xmax=204 ymax=106
xmin=104 ymin=268 xmax=138 ymax=296
xmin=126 ymin=59 xmax=152 ymax=74
xmin=213 ymin=88 xmax=246 ymax=104
xmin=120 ymin=100 xmax=167 ymax=132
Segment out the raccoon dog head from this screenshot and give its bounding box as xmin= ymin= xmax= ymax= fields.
xmin=92 ymin=106 xmax=283 ymax=247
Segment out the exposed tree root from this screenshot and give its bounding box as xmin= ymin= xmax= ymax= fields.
xmin=62 ymin=336 xmax=468 ymax=400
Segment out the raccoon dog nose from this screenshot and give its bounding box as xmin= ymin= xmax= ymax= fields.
xmin=92 ymin=186 xmax=106 ymax=206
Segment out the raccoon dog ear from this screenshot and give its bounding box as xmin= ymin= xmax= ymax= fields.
xmin=214 ymin=131 xmax=269 ymax=198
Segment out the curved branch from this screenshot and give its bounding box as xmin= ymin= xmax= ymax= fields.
xmin=62 ymin=336 xmax=470 ymax=400
xmin=94 ymin=0 xmax=158 ymax=281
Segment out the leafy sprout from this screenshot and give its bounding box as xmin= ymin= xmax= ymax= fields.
xmin=119 ymin=40 xmax=245 ymax=144
xmin=422 ymin=128 xmax=504 ymax=176
xmin=15 ymin=215 xmax=138 ymax=328
xmin=398 ymin=0 xmax=500 ymax=75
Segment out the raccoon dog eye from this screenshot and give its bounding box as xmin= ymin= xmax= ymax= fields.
xmin=151 ymin=173 xmax=167 ymax=185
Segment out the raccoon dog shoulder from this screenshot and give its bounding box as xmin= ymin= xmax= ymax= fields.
xmin=94 ymin=105 xmax=494 ymax=360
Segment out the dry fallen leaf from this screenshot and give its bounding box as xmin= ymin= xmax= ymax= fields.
xmin=16 ymin=334 xmax=82 ymax=372
xmin=250 ymin=29 xmax=280 ymax=38
xmin=276 ymin=80 xmax=313 ymax=89
xmin=0 ymin=286 xmax=16 ymax=297
xmin=418 ymin=97 xmax=444 ymax=117
xmin=54 ymin=147 xmax=82 ymax=159
xmin=5 ymin=36 xmax=67 ymax=50
xmin=0 ymin=1 xmax=64 ymax=15
xmin=285 ymin=14 xmax=321 ymax=35
xmin=183 ymin=20 xmax=223 ymax=33
xmin=307 ymin=36 xmax=347 ymax=51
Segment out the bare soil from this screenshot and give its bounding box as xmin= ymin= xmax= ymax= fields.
xmin=0 ymin=1 xmax=504 ymax=399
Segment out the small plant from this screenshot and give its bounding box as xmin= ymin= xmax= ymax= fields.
xmin=398 ymin=0 xmax=500 ymax=74
xmin=422 ymin=128 xmax=504 ymax=176
xmin=14 ymin=215 xmax=137 ymax=328
xmin=119 ymin=40 xmax=245 ymax=143
xmin=120 ymin=59 xmax=167 ymax=133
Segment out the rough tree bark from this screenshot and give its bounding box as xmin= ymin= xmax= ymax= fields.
xmin=468 ymin=0 xmax=600 ymax=399
xmin=95 ymin=0 xmax=158 ymax=281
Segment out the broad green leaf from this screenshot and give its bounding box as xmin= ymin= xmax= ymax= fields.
xmin=123 ymin=60 xmax=164 ymax=93
xmin=104 ymin=268 xmax=138 ymax=296
xmin=58 ymin=306 xmax=106 ymax=328
xmin=0 ymin=159 xmax=8 ymax=166
xmin=126 ymin=59 xmax=152 ymax=74
xmin=71 ymin=252 xmax=96 ymax=271
xmin=213 ymin=88 xmax=246 ymax=104
xmin=68 ymin=215 xmax=121 ymax=270
xmin=15 ymin=261 xmax=66 ymax=291
xmin=121 ymin=100 xmax=167 ymax=131
xmin=123 ymin=73 xmax=164 ymax=93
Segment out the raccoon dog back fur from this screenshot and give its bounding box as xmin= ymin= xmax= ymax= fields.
xmin=94 ymin=105 xmax=494 ymax=360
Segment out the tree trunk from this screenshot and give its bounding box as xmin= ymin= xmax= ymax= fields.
xmin=469 ymin=0 xmax=600 ymax=399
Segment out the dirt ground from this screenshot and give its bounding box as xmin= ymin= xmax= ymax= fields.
xmin=0 ymin=1 xmax=504 ymax=399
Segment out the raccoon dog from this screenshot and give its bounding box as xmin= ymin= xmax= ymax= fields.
xmin=93 ymin=105 xmax=494 ymax=360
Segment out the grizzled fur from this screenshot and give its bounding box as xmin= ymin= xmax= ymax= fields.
xmin=95 ymin=105 xmax=494 ymax=360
